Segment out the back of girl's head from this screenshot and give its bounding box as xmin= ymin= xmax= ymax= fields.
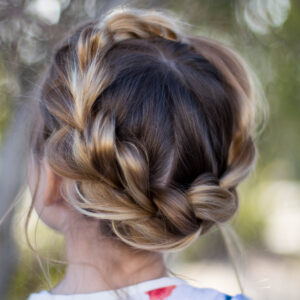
xmin=30 ymin=7 xmax=258 ymax=252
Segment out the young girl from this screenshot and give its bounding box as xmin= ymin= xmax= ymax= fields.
xmin=26 ymin=6 xmax=258 ymax=300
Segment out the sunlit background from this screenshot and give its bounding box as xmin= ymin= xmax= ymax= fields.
xmin=0 ymin=0 xmax=299 ymax=299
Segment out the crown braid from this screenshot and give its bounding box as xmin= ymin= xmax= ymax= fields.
xmin=35 ymin=7 xmax=257 ymax=252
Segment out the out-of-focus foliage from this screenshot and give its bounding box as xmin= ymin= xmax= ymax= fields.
xmin=0 ymin=61 xmax=13 ymax=145
xmin=0 ymin=0 xmax=299 ymax=299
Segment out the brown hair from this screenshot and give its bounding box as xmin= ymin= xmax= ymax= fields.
xmin=29 ymin=7 xmax=258 ymax=252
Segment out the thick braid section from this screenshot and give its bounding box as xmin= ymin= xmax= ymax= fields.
xmin=56 ymin=109 xmax=157 ymax=219
xmin=100 ymin=9 xmax=180 ymax=42
xmin=187 ymin=173 xmax=238 ymax=236
xmin=220 ymin=135 xmax=256 ymax=190
xmin=110 ymin=172 xmax=238 ymax=251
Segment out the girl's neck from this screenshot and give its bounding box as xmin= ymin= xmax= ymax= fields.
xmin=51 ymin=218 xmax=168 ymax=295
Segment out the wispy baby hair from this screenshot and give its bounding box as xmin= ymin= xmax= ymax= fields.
xmin=30 ymin=7 xmax=257 ymax=252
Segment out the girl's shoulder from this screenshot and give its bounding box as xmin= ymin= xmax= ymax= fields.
xmin=27 ymin=276 xmax=252 ymax=300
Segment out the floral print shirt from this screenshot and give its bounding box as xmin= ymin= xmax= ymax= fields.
xmin=27 ymin=276 xmax=251 ymax=300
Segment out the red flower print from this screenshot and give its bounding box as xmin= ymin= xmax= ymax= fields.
xmin=145 ymin=285 xmax=177 ymax=300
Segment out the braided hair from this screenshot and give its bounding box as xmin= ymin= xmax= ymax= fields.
xmin=30 ymin=8 xmax=257 ymax=251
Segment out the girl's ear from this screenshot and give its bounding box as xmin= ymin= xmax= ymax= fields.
xmin=28 ymin=155 xmax=68 ymax=232
xmin=42 ymin=159 xmax=63 ymax=207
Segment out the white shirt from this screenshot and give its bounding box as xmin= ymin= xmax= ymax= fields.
xmin=27 ymin=276 xmax=251 ymax=300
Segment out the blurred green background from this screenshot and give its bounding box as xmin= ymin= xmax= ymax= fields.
xmin=0 ymin=0 xmax=299 ymax=299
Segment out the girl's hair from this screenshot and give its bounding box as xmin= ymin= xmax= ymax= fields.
xmin=29 ymin=7 xmax=258 ymax=253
